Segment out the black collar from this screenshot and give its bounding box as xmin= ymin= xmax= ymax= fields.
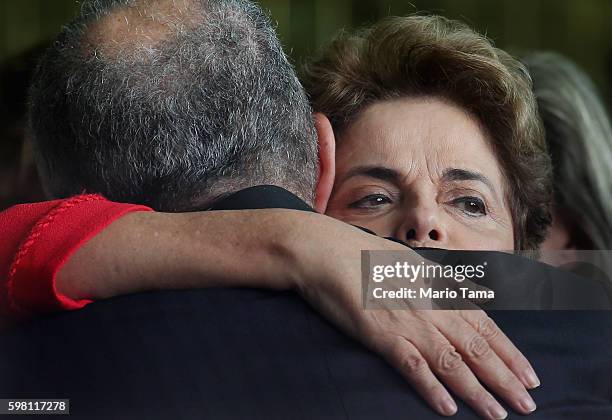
xmin=208 ymin=185 xmax=313 ymax=212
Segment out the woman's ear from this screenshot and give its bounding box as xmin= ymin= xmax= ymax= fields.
xmin=313 ymin=113 xmax=335 ymax=213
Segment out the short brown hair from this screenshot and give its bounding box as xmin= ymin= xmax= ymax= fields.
xmin=302 ymin=15 xmax=552 ymax=250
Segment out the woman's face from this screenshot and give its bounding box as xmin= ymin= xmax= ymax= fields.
xmin=325 ymin=97 xmax=514 ymax=250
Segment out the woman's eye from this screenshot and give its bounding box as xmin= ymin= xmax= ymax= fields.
xmin=349 ymin=194 xmax=393 ymax=209
xmin=453 ymin=196 xmax=487 ymax=216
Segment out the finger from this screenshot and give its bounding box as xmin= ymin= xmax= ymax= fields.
xmin=460 ymin=310 xmax=541 ymax=390
xmin=382 ymin=336 xmax=458 ymax=416
xmin=430 ymin=311 xmax=537 ymax=415
xmin=408 ymin=320 xmax=510 ymax=420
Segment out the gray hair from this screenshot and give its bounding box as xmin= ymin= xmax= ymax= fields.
xmin=28 ymin=0 xmax=317 ymax=211
xmin=524 ymin=52 xmax=612 ymax=249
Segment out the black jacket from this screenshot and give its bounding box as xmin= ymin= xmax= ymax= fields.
xmin=2 ymin=186 xmax=611 ymax=419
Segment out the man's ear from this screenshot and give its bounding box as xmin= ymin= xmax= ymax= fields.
xmin=313 ymin=113 xmax=335 ymax=214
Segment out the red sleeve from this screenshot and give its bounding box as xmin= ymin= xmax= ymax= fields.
xmin=0 ymin=194 xmax=152 ymax=319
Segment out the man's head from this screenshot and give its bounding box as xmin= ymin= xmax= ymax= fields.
xmin=29 ymin=0 xmax=319 ymax=211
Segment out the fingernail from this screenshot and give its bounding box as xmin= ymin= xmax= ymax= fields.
xmin=440 ymin=398 xmax=457 ymax=416
xmin=520 ymin=396 xmax=537 ymax=413
xmin=489 ymin=405 xmax=508 ymax=420
xmin=523 ymin=367 xmax=541 ymax=389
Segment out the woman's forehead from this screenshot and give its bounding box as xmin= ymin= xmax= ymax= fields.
xmin=336 ymin=97 xmax=505 ymax=185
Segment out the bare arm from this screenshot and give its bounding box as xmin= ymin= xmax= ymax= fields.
xmin=58 ymin=209 xmax=299 ymax=300
xmin=58 ymin=209 xmax=539 ymax=419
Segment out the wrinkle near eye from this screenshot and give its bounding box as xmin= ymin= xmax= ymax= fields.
xmin=327 ymin=97 xmax=515 ymax=250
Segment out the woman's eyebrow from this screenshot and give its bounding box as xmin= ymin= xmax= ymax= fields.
xmin=341 ymin=165 xmax=402 ymax=184
xmin=442 ymin=168 xmax=498 ymax=196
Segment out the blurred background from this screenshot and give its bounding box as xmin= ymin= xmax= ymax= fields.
xmin=1 ymin=0 xmax=611 ymax=209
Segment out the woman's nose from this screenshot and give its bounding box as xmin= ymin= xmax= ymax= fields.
xmin=397 ymin=205 xmax=446 ymax=246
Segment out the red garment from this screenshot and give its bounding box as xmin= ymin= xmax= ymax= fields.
xmin=0 ymin=195 xmax=152 ymax=319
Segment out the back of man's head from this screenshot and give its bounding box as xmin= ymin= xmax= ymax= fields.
xmin=29 ymin=0 xmax=317 ymax=210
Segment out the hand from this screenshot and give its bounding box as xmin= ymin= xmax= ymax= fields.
xmin=289 ymin=213 xmax=539 ymax=419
